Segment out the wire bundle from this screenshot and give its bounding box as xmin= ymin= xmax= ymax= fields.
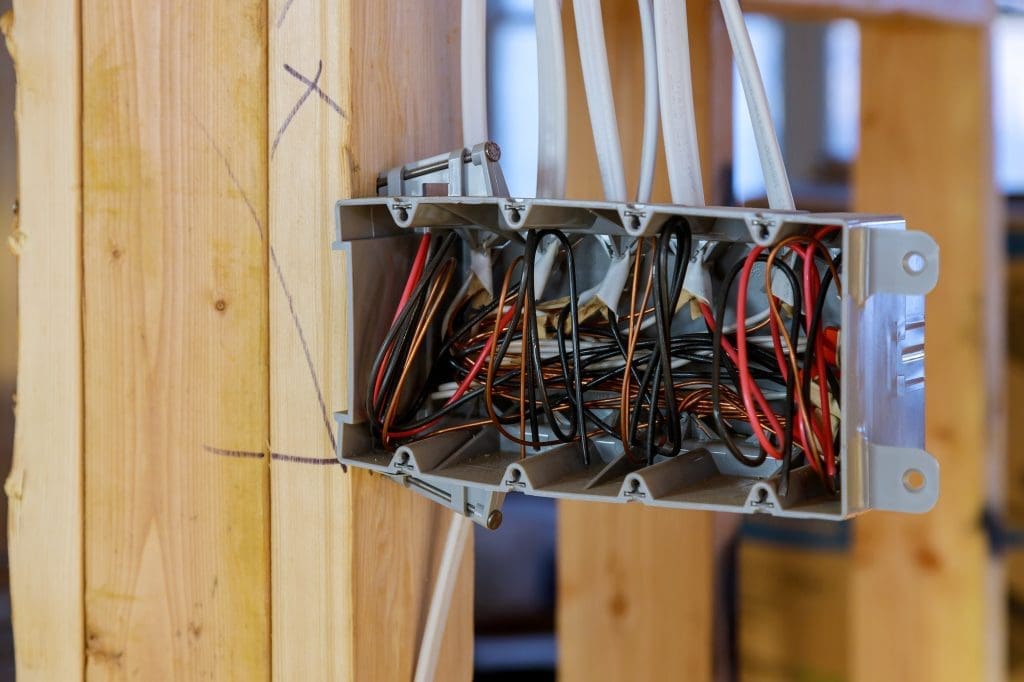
xmin=366 ymin=225 xmax=843 ymax=495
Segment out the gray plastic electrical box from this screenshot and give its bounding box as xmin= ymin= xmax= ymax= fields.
xmin=332 ymin=146 xmax=940 ymax=527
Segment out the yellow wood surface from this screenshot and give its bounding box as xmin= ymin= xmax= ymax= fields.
xmin=557 ymin=3 xmax=728 ymax=680
xmin=268 ymin=0 xmax=472 ymax=679
xmin=745 ymin=0 xmax=993 ymax=24
xmin=850 ymin=18 xmax=1002 ymax=682
xmin=1010 ymin=260 xmax=1024 ymax=680
xmin=739 ymin=542 xmax=848 ymax=682
xmin=81 ymin=1 xmax=271 ymax=677
xmin=2 ymin=2 xmax=84 ymax=679
xmin=1008 ymin=259 xmax=1024 ymax=527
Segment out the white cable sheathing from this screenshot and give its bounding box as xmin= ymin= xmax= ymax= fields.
xmin=572 ymin=0 xmax=627 ymax=202
xmin=461 ymin=0 xmax=489 ymax=147
xmin=535 ymin=0 xmax=568 ymax=199
xmin=636 ymin=0 xmax=660 ymax=203
xmin=718 ymin=0 xmax=794 ymax=210
xmin=653 ymin=0 xmax=705 ymax=206
xmin=413 ymin=513 xmax=472 ymax=682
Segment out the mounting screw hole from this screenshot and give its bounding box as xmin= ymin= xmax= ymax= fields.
xmin=755 ymin=487 xmax=769 ymax=503
xmin=397 ymin=208 xmax=409 ymax=223
xmin=629 ymin=478 xmax=641 ymax=493
xmin=630 ymin=216 xmax=641 ymax=231
xmin=508 ymin=208 xmax=522 ymax=224
xmin=902 ymin=251 xmax=926 ymax=275
xmin=902 ymin=468 xmax=926 ymax=493
xmin=508 ymin=468 xmax=521 ymax=483
xmin=758 ymin=225 xmax=770 ymax=240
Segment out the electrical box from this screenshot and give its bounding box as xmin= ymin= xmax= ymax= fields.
xmin=332 ymin=146 xmax=939 ymax=528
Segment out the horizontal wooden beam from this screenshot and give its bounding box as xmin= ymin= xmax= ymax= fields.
xmin=744 ymin=0 xmax=994 ymax=24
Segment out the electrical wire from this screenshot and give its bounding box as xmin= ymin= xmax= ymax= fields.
xmin=572 ymin=0 xmax=628 ymax=201
xmin=413 ymin=513 xmax=472 ymax=682
xmin=636 ymin=0 xmax=660 ymax=203
xmin=535 ymin=0 xmax=568 ymax=198
xmin=653 ymin=0 xmax=705 ymax=205
xmin=718 ymin=0 xmax=794 ymax=210
xmin=461 ymin=0 xmax=489 ymax=147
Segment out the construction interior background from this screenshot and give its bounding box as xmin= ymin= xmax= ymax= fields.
xmin=0 ymin=0 xmax=1020 ymax=680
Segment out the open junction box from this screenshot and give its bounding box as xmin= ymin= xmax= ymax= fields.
xmin=332 ymin=144 xmax=940 ymax=528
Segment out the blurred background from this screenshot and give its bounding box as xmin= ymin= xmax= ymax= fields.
xmin=473 ymin=2 xmax=1024 ymax=680
xmin=0 ymin=2 xmax=1020 ymax=681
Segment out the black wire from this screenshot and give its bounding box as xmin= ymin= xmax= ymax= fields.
xmin=710 ymin=253 xmax=777 ymax=467
xmin=643 ymin=221 xmax=691 ymax=462
xmin=535 ymin=229 xmax=590 ymax=465
xmin=523 ymin=232 xmax=576 ymax=445
xmin=365 ymin=231 xmax=460 ymax=437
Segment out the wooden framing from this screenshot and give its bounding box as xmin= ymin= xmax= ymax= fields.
xmin=267 ymin=0 xmax=472 ymax=679
xmin=3 ymin=0 xmax=1004 ymax=680
xmin=81 ymin=1 xmax=271 ymax=677
xmin=850 ymin=18 xmax=1002 ymax=681
xmin=3 ymin=1 xmax=83 ymax=679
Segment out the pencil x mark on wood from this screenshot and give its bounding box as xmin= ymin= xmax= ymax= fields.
xmin=271 ymin=60 xmax=347 ymax=158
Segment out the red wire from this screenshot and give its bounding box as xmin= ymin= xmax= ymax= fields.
xmin=387 ymin=303 xmax=518 ymax=440
xmin=372 ymin=233 xmax=432 ymax=406
xmin=734 ymin=248 xmax=785 ymax=458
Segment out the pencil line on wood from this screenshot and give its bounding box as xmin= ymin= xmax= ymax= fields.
xmin=270 ymin=247 xmax=340 ymax=458
xmin=275 ymin=0 xmax=297 ymax=28
xmin=271 ymin=452 xmax=341 ymax=466
xmin=284 ymin=63 xmax=346 ymax=118
xmin=195 ymin=117 xmax=265 ymax=240
xmin=199 ymin=120 xmax=341 ymax=463
xmin=271 ymin=60 xmax=323 ymax=158
xmin=203 ymin=445 xmax=265 ymax=459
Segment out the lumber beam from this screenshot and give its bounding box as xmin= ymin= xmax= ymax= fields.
xmin=744 ymin=0 xmax=994 ymax=25
xmin=2 ymin=1 xmax=84 ymax=679
xmin=268 ymin=0 xmax=473 ymax=679
xmin=557 ymin=3 xmax=729 ymax=680
xmin=81 ymin=1 xmax=271 ymax=677
xmin=850 ymin=18 xmax=1003 ymax=682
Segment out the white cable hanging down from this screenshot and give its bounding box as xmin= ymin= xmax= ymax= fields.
xmin=412 ymin=513 xmax=473 ymax=682
xmin=718 ymin=0 xmax=794 ymax=210
xmin=652 ymin=0 xmax=704 ymax=206
xmin=461 ymin=0 xmax=489 ymax=146
xmin=572 ymin=0 xmax=627 ymax=202
xmin=636 ymin=0 xmax=660 ymax=204
xmin=535 ymin=0 xmax=568 ymax=199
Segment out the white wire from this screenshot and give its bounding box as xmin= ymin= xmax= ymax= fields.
xmin=461 ymin=0 xmax=489 ymax=147
xmin=413 ymin=513 xmax=473 ymax=682
xmin=572 ymin=0 xmax=627 ymax=201
xmin=535 ymin=0 xmax=568 ymax=198
xmin=636 ymin=0 xmax=659 ymax=203
xmin=718 ymin=0 xmax=793 ymax=210
xmin=652 ymin=0 xmax=705 ymax=206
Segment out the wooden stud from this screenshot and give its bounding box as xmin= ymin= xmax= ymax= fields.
xmin=81 ymin=2 xmax=271 ymax=677
xmin=268 ymin=0 xmax=473 ymax=679
xmin=850 ymin=18 xmax=1002 ymax=682
xmin=739 ymin=542 xmax=849 ymax=681
xmin=2 ymin=2 xmax=84 ymax=679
